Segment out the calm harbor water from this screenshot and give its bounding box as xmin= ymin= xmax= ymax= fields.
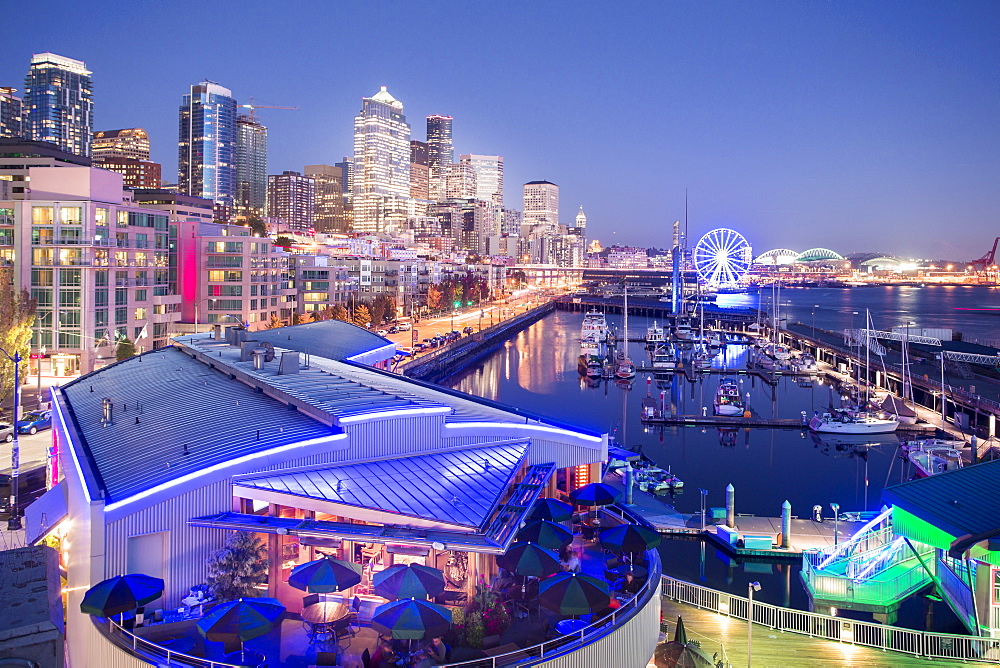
xmin=441 ymin=285 xmax=993 ymax=630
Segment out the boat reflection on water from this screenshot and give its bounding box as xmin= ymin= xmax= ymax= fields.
xmin=808 ymin=431 xmax=901 ymax=457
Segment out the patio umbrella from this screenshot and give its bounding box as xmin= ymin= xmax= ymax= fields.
xmin=371 ymin=598 xmax=452 ymax=641
xmin=528 ymin=498 xmax=574 ymax=522
xmin=288 ymin=555 xmax=362 ymax=593
xmin=496 ymin=541 xmax=562 ymax=578
xmin=373 ymin=563 xmax=445 ymax=601
xmin=196 ymin=597 xmax=286 ymax=644
xmin=599 ymin=524 xmax=662 ymax=554
xmin=80 ymin=574 xmax=165 ymax=617
xmin=653 ymin=616 xmax=716 ymax=668
xmin=538 ymin=572 xmax=611 ymax=616
xmin=516 ymin=519 xmax=573 ymax=550
xmin=568 ymin=482 xmax=621 ymax=507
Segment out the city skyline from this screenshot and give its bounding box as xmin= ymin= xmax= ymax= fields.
xmin=2 ymin=1 xmax=998 ymax=258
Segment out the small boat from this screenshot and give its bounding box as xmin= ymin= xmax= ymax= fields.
xmin=714 ymin=379 xmax=745 ymax=416
xmin=704 ymin=330 xmax=725 ymax=350
xmin=673 ymin=317 xmax=693 ymax=341
xmin=764 ymin=342 xmax=791 ymax=361
xmin=905 ymin=441 xmax=964 ymax=477
xmin=641 ymin=396 xmax=660 ymax=419
xmin=645 ymin=321 xmax=666 ymax=348
xmin=651 ymin=345 xmax=678 ymax=371
xmin=615 ymin=357 xmax=636 ymax=380
xmin=580 ymin=310 xmax=609 ymax=346
xmin=809 ymin=410 xmax=899 ymax=434
xmin=878 ymin=394 xmax=918 ymax=425
xmin=584 ymin=355 xmax=603 ymax=378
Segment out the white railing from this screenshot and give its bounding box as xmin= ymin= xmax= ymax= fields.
xmin=101 ymin=616 xmax=242 ymax=667
xmin=662 ymin=575 xmax=1000 ymax=663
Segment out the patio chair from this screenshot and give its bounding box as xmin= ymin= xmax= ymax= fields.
xmin=315 ymin=650 xmax=340 ymax=666
xmin=303 ymin=593 xmax=321 ymax=608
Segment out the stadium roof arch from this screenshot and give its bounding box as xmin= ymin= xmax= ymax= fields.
xmin=753 ymin=248 xmax=799 ymax=265
xmin=796 ymin=248 xmax=844 ymax=262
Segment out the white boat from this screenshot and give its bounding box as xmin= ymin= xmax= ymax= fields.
xmin=878 ymin=394 xmax=918 ymax=425
xmin=651 ymin=345 xmax=678 ymax=371
xmin=714 ymin=379 xmax=745 ymax=416
xmin=617 ymin=287 xmax=636 ymax=379
xmin=808 ymin=410 xmax=899 ymax=434
xmin=764 ymin=342 xmax=791 ymax=361
xmin=905 ymin=441 xmax=964 ymax=477
xmin=582 ymin=355 xmax=603 ymax=378
xmin=705 ymin=330 xmax=725 ymax=349
xmin=580 ymin=310 xmax=609 ymax=346
xmin=673 ymin=317 xmax=693 ymax=341
xmin=645 ymin=321 xmax=666 ymax=347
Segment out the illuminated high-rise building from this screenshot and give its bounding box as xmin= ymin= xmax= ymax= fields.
xmin=304 ymin=164 xmax=347 ymax=234
xmin=352 ymin=86 xmax=411 ymax=233
xmin=0 ymin=88 xmax=25 ymax=139
xmin=267 ymin=171 xmax=315 ymax=232
xmin=460 ymin=154 xmax=503 ymax=205
xmin=92 ymin=128 xmax=151 ymax=161
xmin=178 ymin=81 xmax=237 ymax=212
xmin=24 ymin=53 xmax=93 ymax=156
xmin=523 ymin=180 xmax=559 ymax=231
xmin=235 ymin=114 xmax=268 ymax=218
xmin=445 ymin=162 xmax=477 ymax=200
xmin=409 ymin=140 xmax=429 ymax=200
xmin=426 ymin=115 xmax=453 ymax=200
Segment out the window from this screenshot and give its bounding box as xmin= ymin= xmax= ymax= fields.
xmin=95 ymin=270 xmax=108 ymax=286
xmin=95 ymin=290 xmax=108 ymax=307
xmin=208 ymin=270 xmax=242 ymax=282
xmin=210 ymin=299 xmax=242 ymax=311
xmin=115 ymin=288 xmax=127 ymax=305
xmin=58 ymin=332 xmax=81 ymax=347
xmin=31 ymin=228 xmax=53 ymax=245
xmin=208 ymin=285 xmax=242 ymax=296
xmin=32 ymin=207 xmax=54 ymax=224
xmin=134 ymin=308 xmax=147 ymax=320
xmin=135 ymin=289 xmax=147 ymax=302
xmin=59 ymin=290 xmax=81 ymax=307
xmin=994 ymin=568 xmax=1000 ymax=605
xmin=60 ymin=207 xmax=82 ymax=225
xmin=95 ymin=310 xmax=108 ymax=327
xmin=58 ymin=310 xmax=81 ymax=327
xmin=207 ymin=241 xmax=243 ymax=253
xmin=59 ymin=269 xmax=82 ymax=286
xmin=95 ymin=207 xmax=109 ymax=226
xmin=31 ymin=249 xmax=52 ymax=265
xmin=31 ymin=288 xmax=53 ymax=307
xmin=117 ymin=210 xmax=129 ymax=228
xmin=302 ymin=293 xmax=328 ymax=302
xmin=115 ymin=307 xmax=128 ymax=325
xmin=31 ymin=269 xmax=53 ymax=286
xmin=207 ymin=256 xmax=243 ymax=268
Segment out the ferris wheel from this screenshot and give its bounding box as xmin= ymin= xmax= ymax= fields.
xmin=693 ymin=228 xmax=753 ymax=286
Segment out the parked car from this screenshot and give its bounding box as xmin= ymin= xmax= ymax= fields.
xmin=388 ymin=326 xmax=398 ymax=334
xmin=376 ymin=329 xmax=389 ymax=337
xmin=396 ymin=322 xmax=412 ymax=331
xmin=0 ymin=466 xmax=48 ymax=519
xmin=463 ymin=326 xmax=475 ymax=334
xmin=17 ymin=411 xmax=52 ymax=435
xmin=413 ymin=343 xmax=427 ymax=352
xmin=0 ymin=423 xmax=13 ymax=443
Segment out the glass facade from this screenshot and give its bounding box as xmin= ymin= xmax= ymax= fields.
xmin=352 ymin=87 xmax=411 ymax=233
xmin=426 ymin=115 xmax=453 ymax=201
xmin=235 ymin=115 xmax=268 ymax=218
xmin=23 ymin=53 xmax=93 ymax=156
xmin=178 ymin=82 xmax=237 ymax=208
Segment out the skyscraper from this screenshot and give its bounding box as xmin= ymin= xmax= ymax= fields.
xmin=409 ymin=140 xmax=429 ymax=200
xmin=92 ymin=128 xmax=151 ymax=160
xmin=460 ymin=154 xmax=504 ymax=205
xmin=267 ymin=171 xmax=315 ymax=232
xmin=304 ymin=164 xmax=347 ymax=234
xmin=23 ymin=53 xmax=93 ymax=156
xmin=445 ymin=162 xmax=477 ymax=200
xmin=523 ymin=180 xmax=559 ymax=231
xmin=426 ymin=115 xmax=453 ymax=200
xmin=178 ymin=81 xmax=237 ymax=214
xmin=352 ymin=86 xmax=411 ymax=233
xmin=0 ymin=88 xmax=24 ymax=139
xmin=235 ymin=114 xmax=268 ymax=219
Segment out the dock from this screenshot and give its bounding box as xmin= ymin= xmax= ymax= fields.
xmin=639 ymin=414 xmax=809 ymax=429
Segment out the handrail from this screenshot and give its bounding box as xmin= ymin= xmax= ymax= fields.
xmin=442 ymin=505 xmax=662 ymax=667
xmin=662 ymin=574 xmax=1000 ymax=663
xmin=96 ymin=615 xmax=243 ymax=667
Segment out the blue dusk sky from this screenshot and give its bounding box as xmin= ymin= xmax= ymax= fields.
xmin=4 ymin=1 xmax=998 ymax=259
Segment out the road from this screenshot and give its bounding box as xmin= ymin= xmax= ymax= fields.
xmin=0 ymin=429 xmax=51 ymax=475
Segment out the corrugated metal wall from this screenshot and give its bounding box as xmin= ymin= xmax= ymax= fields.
xmin=535 ymin=579 xmax=661 ymax=668
xmin=526 ymin=437 xmax=605 ymax=469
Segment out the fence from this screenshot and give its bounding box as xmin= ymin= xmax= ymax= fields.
xmin=100 ymin=616 xmax=242 ymax=667
xmin=661 ymin=575 xmax=1000 ymax=663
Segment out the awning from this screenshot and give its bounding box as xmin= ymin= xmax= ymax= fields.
xmin=25 ymin=480 xmax=67 ymax=545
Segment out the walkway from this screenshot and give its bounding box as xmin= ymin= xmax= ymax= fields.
xmin=658 ymin=597 xmax=966 ymax=667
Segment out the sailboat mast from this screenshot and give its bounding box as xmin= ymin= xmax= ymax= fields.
xmin=865 ymin=309 xmax=871 ymax=407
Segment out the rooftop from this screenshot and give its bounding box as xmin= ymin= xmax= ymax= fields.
xmin=246 ymin=320 xmax=395 ymax=365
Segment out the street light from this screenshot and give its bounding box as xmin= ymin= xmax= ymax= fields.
xmin=0 ymin=345 xmax=23 ymax=531
xmin=830 ymin=503 xmax=840 ymax=546
xmin=699 ymin=488 xmax=708 ymax=531
xmin=747 ymin=581 xmax=761 ymax=668
xmin=194 ymin=298 xmax=217 ymax=334
xmin=811 ymin=305 xmax=819 ymax=339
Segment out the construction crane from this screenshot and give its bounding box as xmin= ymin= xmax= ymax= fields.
xmin=238 ymin=96 xmax=299 ymax=120
xmin=970 ymin=236 xmax=1000 ymax=271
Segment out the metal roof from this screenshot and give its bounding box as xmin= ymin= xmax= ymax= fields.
xmin=59 ymin=348 xmax=337 ymax=503
xmin=234 ymin=442 xmax=528 ymax=530
xmin=883 ymin=459 xmax=1000 ymax=538
xmin=248 ymin=320 xmax=395 ymax=364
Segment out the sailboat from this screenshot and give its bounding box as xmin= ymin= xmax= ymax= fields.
xmin=616 ymin=286 xmax=636 ymax=380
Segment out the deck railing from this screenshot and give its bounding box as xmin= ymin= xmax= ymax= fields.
xmin=98 ymin=616 xmax=243 ymax=667
xmin=661 ymin=574 xmax=1000 ymax=663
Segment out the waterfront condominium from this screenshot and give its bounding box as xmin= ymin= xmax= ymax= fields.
xmin=0 ymin=88 xmax=25 ymax=139
xmin=460 ymin=154 xmax=504 ymax=205
xmin=235 ymin=113 xmax=268 ymax=219
xmin=426 ymin=114 xmax=453 ymax=201
xmin=178 ymin=81 xmax=238 ymax=215
xmin=23 ymin=53 xmax=93 ymax=157
xmin=267 ymin=170 xmax=315 ymax=232
xmin=523 ymin=180 xmax=559 ymax=232
xmin=352 ymin=86 xmax=411 ymax=234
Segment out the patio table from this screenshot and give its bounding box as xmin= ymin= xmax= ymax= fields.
xmin=302 ymin=601 xmax=349 ymax=624
xmin=554 ymin=618 xmax=588 ymax=635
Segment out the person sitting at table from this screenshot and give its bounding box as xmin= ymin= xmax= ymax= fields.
xmin=422 ymin=636 xmax=448 ymax=664
xmin=616 ymin=572 xmax=642 ymax=595
xmin=561 ymin=548 xmax=581 ymax=573
xmin=371 ymin=641 xmax=398 ymax=667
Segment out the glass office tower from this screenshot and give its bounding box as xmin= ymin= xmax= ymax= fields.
xmin=426 ymin=115 xmax=453 ymax=201
xmin=352 ymin=86 xmax=411 ymax=233
xmin=23 ymin=53 xmax=93 ymax=156
xmin=235 ymin=114 xmax=268 ymax=219
xmin=178 ymin=82 xmax=237 ymax=211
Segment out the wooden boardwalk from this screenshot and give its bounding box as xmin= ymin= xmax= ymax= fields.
xmin=658 ymin=598 xmax=966 ymax=667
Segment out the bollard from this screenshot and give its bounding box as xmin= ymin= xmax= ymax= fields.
xmin=726 ymin=484 xmax=735 ymax=528
xmin=781 ymin=500 xmax=791 ymax=548
xmin=624 ymin=463 xmax=634 ymax=506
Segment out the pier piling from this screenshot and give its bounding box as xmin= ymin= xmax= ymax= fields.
xmin=781 ymin=500 xmax=791 ymax=549
xmin=726 ymin=483 xmax=735 ymax=528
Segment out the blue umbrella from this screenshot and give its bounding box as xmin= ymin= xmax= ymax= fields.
xmin=288 ymin=556 xmax=362 ymax=593
xmin=373 ymin=563 xmax=445 ymax=601
xmin=539 ymin=572 xmax=611 ymax=616
xmin=516 ymin=519 xmax=574 ymax=550
xmin=529 ymin=498 xmax=574 ymax=522
xmin=496 ymin=541 xmax=563 ymax=578
xmin=569 ymin=482 xmax=622 ymax=507
xmin=81 ymin=574 xmax=164 ymax=617
xmin=371 ymin=598 xmax=452 ymax=641
xmin=196 ymin=597 xmax=286 ymax=643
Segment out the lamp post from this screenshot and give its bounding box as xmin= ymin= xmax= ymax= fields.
xmin=194 ymin=298 xmax=217 ymax=334
xmin=830 ymin=502 xmax=840 ymax=546
xmin=36 ymin=346 xmax=46 ymax=410
xmin=939 ymin=352 xmax=947 ymax=429
xmin=811 ymin=305 xmax=819 ymax=339
xmin=0 ymin=346 xmax=22 ymax=531
xmin=699 ymin=488 xmax=708 ymax=531
xmin=747 ymin=581 xmax=761 ymax=668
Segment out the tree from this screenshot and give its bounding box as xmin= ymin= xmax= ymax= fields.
xmin=244 ymin=216 xmax=268 ymax=238
xmin=0 ymin=268 xmax=37 ymax=414
xmin=273 ymin=235 xmax=294 ymax=248
xmin=266 ymin=314 xmax=283 ymax=329
xmin=331 ymin=305 xmax=350 ymax=322
xmin=204 ymin=532 xmax=268 ymax=602
xmin=369 ymin=299 xmax=386 ymax=328
xmin=426 ymin=285 xmax=442 ymax=312
xmin=353 ymin=304 xmax=372 ymax=328
xmin=309 ymin=310 xmax=323 ymax=322
xmin=115 ymin=337 xmax=137 ymax=361
xmin=291 ymin=311 xmax=308 ymax=325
